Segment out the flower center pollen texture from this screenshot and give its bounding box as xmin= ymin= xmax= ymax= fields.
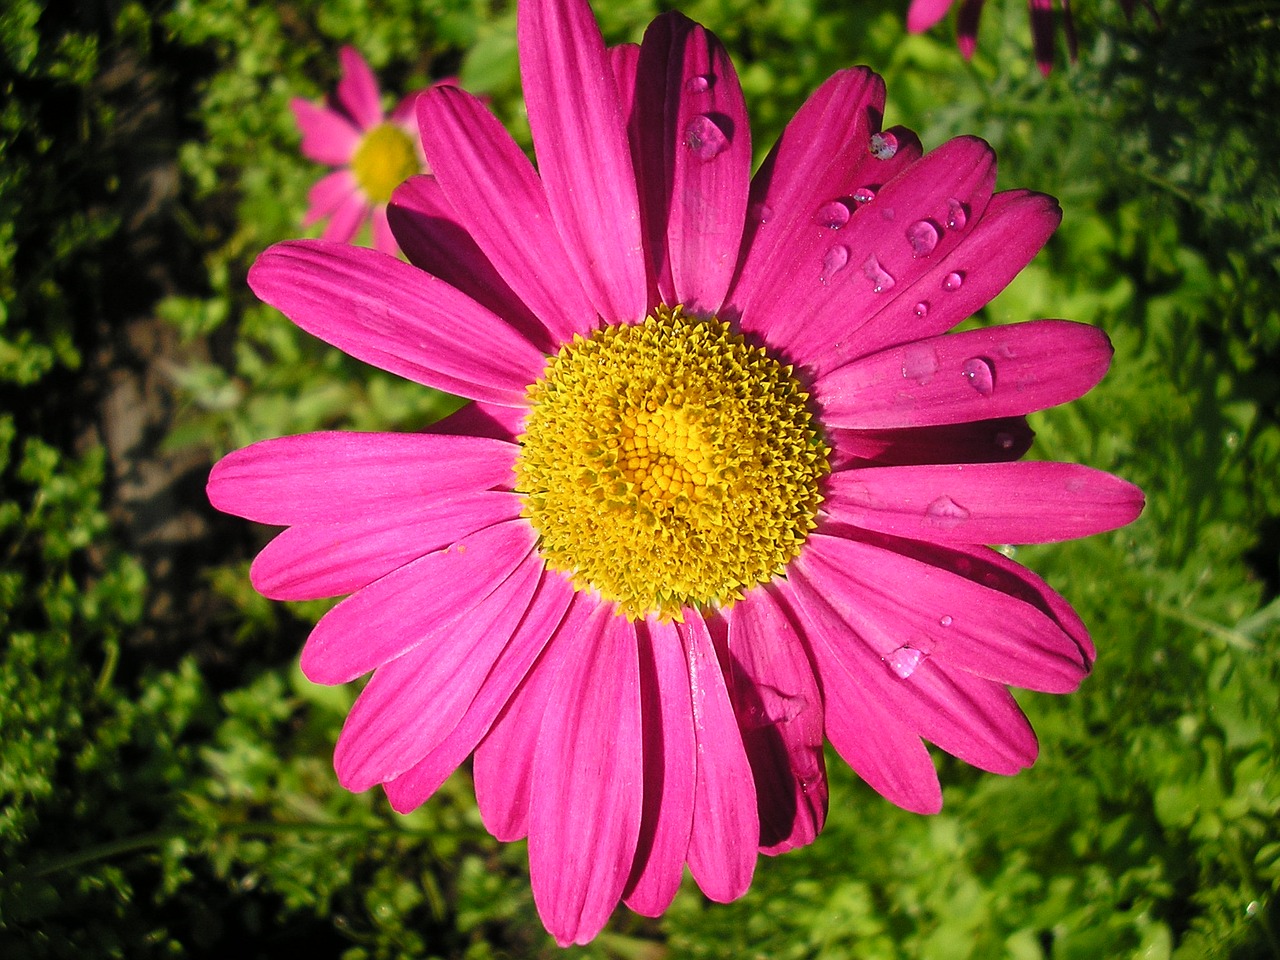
xmin=351 ymin=123 xmax=419 ymax=204
xmin=515 ymin=306 xmax=829 ymax=620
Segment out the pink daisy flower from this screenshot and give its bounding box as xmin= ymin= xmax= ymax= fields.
xmin=908 ymin=0 xmax=1156 ymax=74
xmin=908 ymin=0 xmax=1079 ymax=76
xmin=291 ymin=46 xmax=430 ymax=254
xmin=210 ymin=0 xmax=1144 ymax=945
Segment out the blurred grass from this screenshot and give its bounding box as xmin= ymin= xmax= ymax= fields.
xmin=1 ymin=0 xmax=1278 ymax=957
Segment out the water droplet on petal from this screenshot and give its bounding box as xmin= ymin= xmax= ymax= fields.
xmin=820 ymin=244 xmax=849 ymax=284
xmin=750 ymin=202 xmax=773 ymax=225
xmin=884 ymin=645 xmax=923 ymax=679
xmin=901 ymin=343 xmax=939 ymax=384
xmin=852 ymin=187 xmax=876 ymax=205
xmin=862 ymin=254 xmax=895 ymax=293
xmin=946 ymin=197 xmax=968 ymax=229
xmin=907 ymin=219 xmax=939 ymax=258
xmin=914 ymin=301 xmax=930 ymax=318
xmin=684 ymin=114 xmax=729 ymax=159
xmin=926 ymin=495 xmax=971 ymax=529
xmin=995 ymin=431 xmax=1015 ymax=450
xmin=762 ymin=686 xmax=806 ymax=724
xmin=814 ymin=200 xmax=851 ymax=229
xmin=942 ymin=271 xmax=965 ymax=292
xmin=880 ymin=206 xmax=896 ymax=222
xmin=685 ymin=74 xmax=712 ymax=93
xmin=743 ymin=684 xmax=806 ymax=728
xmin=939 ymin=615 xmax=953 ymax=627
xmin=961 ymin=356 xmax=995 ymax=396
xmin=870 ymin=131 xmax=899 ymax=160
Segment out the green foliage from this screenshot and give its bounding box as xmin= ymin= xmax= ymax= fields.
xmin=180 ymin=668 xmax=523 ymax=960
xmin=0 ymin=0 xmax=104 ymax=387
xmin=0 ymin=3 xmax=158 ymax=948
xmin=2 ymin=0 xmax=1279 ymax=957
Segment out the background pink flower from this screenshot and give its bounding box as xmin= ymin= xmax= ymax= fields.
xmin=211 ymin=0 xmax=1144 ymax=945
xmin=907 ymin=0 xmax=1156 ymax=75
xmin=908 ymin=0 xmax=1077 ymax=74
xmin=291 ymin=47 xmax=431 ymax=254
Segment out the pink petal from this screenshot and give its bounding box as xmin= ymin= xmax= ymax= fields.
xmin=958 ymin=0 xmax=986 ymax=58
xmin=383 ymin=570 xmax=575 ymax=813
xmin=519 ymin=0 xmax=647 ymax=323
xmin=730 ymin=107 xmax=925 ymax=339
xmin=914 ymin=664 xmax=1039 ymax=773
xmin=387 ymin=176 xmax=553 ymax=353
xmin=893 ymin=537 xmax=1097 ymax=663
xmin=291 ymin=98 xmax=361 ymax=165
xmin=248 ymin=240 xmax=547 ymax=404
xmin=825 ymin=461 xmax=1145 ymax=547
xmin=334 ymin=550 xmax=544 ymax=790
xmin=788 ymin=536 xmax=1039 ymax=772
xmin=774 ymin=579 xmax=942 ymax=813
xmin=207 ymin=430 xmax=517 ymax=526
xmin=426 ymin=399 xmax=525 ymax=443
xmin=722 ymin=586 xmax=828 ymax=855
xmin=369 ymin=204 xmax=398 ymax=256
xmin=798 ymin=578 xmax=1039 ymax=773
xmin=336 ymin=46 xmax=384 ymax=130
xmin=473 ymin=595 xmax=598 ymax=841
xmin=417 ymin=87 xmax=598 ymax=344
xmin=302 ymin=170 xmax=359 ymax=226
xmin=623 ymin=618 xmax=695 ymax=916
xmin=299 ymin=519 xmax=536 ymax=685
xmin=794 ymin=532 xmax=1089 ymax=693
xmin=908 ymin=0 xmax=956 ymax=32
xmin=628 ymin=16 xmax=680 ymax=305
xmin=474 ymin=703 xmax=538 ymax=839
xmin=613 ymin=39 xmax=667 ymax=306
xmin=529 ymin=606 xmax=644 ymax=946
xmin=726 ymin=68 xmax=887 ymax=319
xmin=841 ymin=189 xmax=1062 ymax=362
xmin=666 ymin=18 xmax=751 ymax=316
xmin=319 ymin=190 xmax=370 ymax=244
xmin=681 ymin=612 xmax=758 ymax=903
xmin=814 ymin=661 xmax=944 ymax=813
xmin=745 ymin=136 xmax=998 ymax=375
xmin=249 ymin=491 xmax=522 ymax=601
xmin=1029 ymin=0 xmax=1055 ymax=76
xmin=827 ymin=417 xmax=1034 ymax=470
xmin=634 ymin=13 xmax=750 ymax=315
xmin=815 ymin=319 xmax=1113 ymax=429
xmin=610 ymin=43 xmax=641 ymax=127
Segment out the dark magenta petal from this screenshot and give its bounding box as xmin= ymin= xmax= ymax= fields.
xmin=529 ymin=605 xmax=644 ymax=946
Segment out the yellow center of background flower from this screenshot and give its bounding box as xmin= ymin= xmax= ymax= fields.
xmin=351 ymin=123 xmax=419 ymax=204
xmin=515 ymin=306 xmax=829 ymax=620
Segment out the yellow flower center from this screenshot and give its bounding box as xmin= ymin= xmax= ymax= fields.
xmin=351 ymin=123 xmax=419 ymax=204
xmin=515 ymin=306 xmax=829 ymax=620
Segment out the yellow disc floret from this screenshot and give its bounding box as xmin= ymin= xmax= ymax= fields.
xmin=515 ymin=306 xmax=829 ymax=620
xmin=351 ymin=123 xmax=419 ymax=204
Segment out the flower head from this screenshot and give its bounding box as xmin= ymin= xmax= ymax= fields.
xmin=211 ymin=0 xmax=1143 ymax=945
xmin=291 ymin=47 xmax=432 ymax=254
xmin=908 ymin=0 xmax=1158 ymax=74
xmin=908 ymin=0 xmax=1077 ymax=75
